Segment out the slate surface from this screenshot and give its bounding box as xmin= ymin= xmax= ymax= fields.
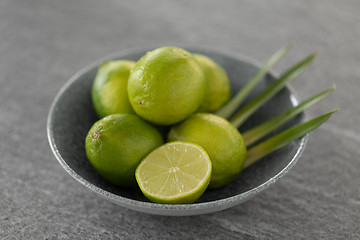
xmin=1 ymin=0 xmax=359 ymax=239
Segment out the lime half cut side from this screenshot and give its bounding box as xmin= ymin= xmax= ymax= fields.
xmin=135 ymin=141 xmax=212 ymax=204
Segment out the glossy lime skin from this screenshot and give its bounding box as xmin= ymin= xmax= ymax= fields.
xmin=85 ymin=114 xmax=163 ymax=187
xmin=168 ymin=113 xmax=247 ymax=189
xmin=128 ymin=47 xmax=205 ymax=125
xmin=194 ymin=54 xmax=231 ymax=113
xmin=92 ymin=60 xmax=136 ymax=118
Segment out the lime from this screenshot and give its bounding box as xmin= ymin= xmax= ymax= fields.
xmin=128 ymin=46 xmax=205 ymax=125
xmin=85 ymin=114 xmax=163 ymax=187
xmin=135 ymin=141 xmax=212 ymax=204
xmin=168 ymin=113 xmax=247 ymax=189
xmin=194 ymin=54 xmax=231 ymax=113
xmin=92 ymin=60 xmax=136 ymax=118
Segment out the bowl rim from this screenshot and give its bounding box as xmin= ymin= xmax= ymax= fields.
xmin=47 ymin=45 xmax=308 ymax=216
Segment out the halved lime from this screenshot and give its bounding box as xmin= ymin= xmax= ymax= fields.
xmin=135 ymin=141 xmax=212 ymax=204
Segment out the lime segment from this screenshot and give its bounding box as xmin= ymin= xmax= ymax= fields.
xmin=135 ymin=142 xmax=212 ymax=204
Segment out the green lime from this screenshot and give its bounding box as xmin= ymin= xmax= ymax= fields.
xmin=135 ymin=141 xmax=212 ymax=204
xmin=194 ymin=54 xmax=231 ymax=113
xmin=85 ymin=114 xmax=163 ymax=187
xmin=128 ymin=46 xmax=205 ymax=125
xmin=168 ymin=113 xmax=247 ymax=189
xmin=92 ymin=60 xmax=136 ymax=118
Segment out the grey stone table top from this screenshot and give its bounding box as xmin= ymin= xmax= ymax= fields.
xmin=1 ymin=0 xmax=359 ymax=239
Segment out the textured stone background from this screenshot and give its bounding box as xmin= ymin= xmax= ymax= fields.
xmin=1 ymin=0 xmax=359 ymax=239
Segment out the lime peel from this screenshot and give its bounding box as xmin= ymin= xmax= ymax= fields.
xmin=92 ymin=60 xmax=136 ymax=118
xmin=194 ymin=54 xmax=231 ymax=113
xmin=167 ymin=113 xmax=247 ymax=189
xmin=128 ymin=47 xmax=205 ymax=125
xmin=85 ymin=114 xmax=163 ymax=187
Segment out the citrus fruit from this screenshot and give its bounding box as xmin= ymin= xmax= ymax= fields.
xmin=127 ymin=46 xmax=205 ymax=125
xmin=85 ymin=114 xmax=163 ymax=187
xmin=194 ymin=54 xmax=231 ymax=113
xmin=92 ymin=60 xmax=136 ymax=118
xmin=168 ymin=113 xmax=247 ymax=189
xmin=135 ymin=141 xmax=212 ymax=204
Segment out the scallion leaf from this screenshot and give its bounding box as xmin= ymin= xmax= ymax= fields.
xmin=244 ymin=109 xmax=338 ymax=168
xmin=215 ymin=43 xmax=292 ymax=119
xmin=230 ymin=51 xmax=319 ymax=128
xmin=243 ymin=85 xmax=335 ymax=146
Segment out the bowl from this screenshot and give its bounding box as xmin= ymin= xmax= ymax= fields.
xmin=47 ymin=46 xmax=307 ymax=216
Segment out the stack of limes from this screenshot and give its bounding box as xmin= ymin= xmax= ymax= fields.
xmin=85 ymin=45 xmax=337 ymax=205
xmin=85 ymin=46 xmax=239 ymax=204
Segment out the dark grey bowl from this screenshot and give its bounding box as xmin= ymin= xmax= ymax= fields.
xmin=47 ymin=46 xmax=307 ymax=216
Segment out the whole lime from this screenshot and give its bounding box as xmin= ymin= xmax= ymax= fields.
xmin=168 ymin=113 xmax=247 ymax=189
xmin=128 ymin=46 xmax=205 ymax=125
xmin=194 ymin=54 xmax=231 ymax=113
xmin=92 ymin=60 xmax=136 ymax=118
xmin=85 ymin=114 xmax=163 ymax=187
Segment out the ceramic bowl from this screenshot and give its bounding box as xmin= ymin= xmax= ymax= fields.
xmin=47 ymin=46 xmax=307 ymax=216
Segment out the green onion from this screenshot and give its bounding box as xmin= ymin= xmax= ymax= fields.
xmin=229 ymin=51 xmax=319 ymax=128
xmin=242 ymin=85 xmax=335 ymax=147
xmin=244 ymin=109 xmax=338 ymax=168
xmin=216 ymin=43 xmax=292 ymax=119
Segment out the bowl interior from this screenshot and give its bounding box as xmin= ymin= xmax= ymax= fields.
xmin=48 ymin=47 xmax=305 ymax=215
